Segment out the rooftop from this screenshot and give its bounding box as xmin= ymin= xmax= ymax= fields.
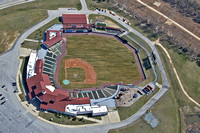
xmin=62 ymin=14 xmax=87 ymax=24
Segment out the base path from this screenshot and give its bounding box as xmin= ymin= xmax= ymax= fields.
xmin=65 ymin=58 xmax=97 ymax=84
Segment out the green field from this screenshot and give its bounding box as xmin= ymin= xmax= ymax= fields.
xmin=156 ymin=45 xmax=198 ymax=107
xmin=58 ymin=35 xmax=141 ymax=89
xmin=166 ymin=48 xmax=200 ymax=104
xmin=0 ymin=0 xmax=81 ymax=53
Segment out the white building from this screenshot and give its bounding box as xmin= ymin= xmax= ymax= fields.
xmin=26 ymin=52 xmax=38 ymax=79
xmin=65 ymin=104 xmax=108 ymax=116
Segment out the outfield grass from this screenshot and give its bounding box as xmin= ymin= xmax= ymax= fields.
xmin=58 ymin=35 xmax=141 ymax=89
xmin=0 ymin=0 xmax=81 ymax=53
xmin=110 ymin=88 xmax=179 ymax=133
xmin=39 ymin=111 xmax=95 ymax=125
xmin=122 ymin=35 xmax=157 ymax=86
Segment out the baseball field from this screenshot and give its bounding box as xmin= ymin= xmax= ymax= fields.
xmin=58 ymin=35 xmax=141 ymax=89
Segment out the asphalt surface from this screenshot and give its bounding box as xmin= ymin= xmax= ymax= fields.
xmin=0 ymin=0 xmax=34 ymax=10
xmin=0 ymin=0 xmax=170 ymax=132
xmin=0 ymin=0 xmax=19 ymax=6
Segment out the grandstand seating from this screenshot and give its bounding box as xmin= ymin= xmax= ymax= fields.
xmin=69 ymin=86 xmax=118 ymax=99
xmin=43 ymin=41 xmax=63 ymax=86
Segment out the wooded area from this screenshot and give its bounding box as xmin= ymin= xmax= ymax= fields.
xmin=164 ymin=0 xmax=200 ymax=23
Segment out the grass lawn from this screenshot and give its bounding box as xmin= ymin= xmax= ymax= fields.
xmin=166 ymin=48 xmax=200 ymax=104
xmin=110 ymin=88 xmax=179 ymax=133
xmin=21 ymin=41 xmax=41 ymax=50
xmin=58 ymin=35 xmax=141 ymax=89
xmin=118 ymin=87 xmax=159 ymax=121
xmin=0 ymin=0 xmax=81 ymax=54
xmin=39 ymin=111 xmax=95 ymax=125
xmin=156 ymin=46 xmax=198 ymax=107
xmin=66 ymin=67 xmax=86 ymax=82
xmin=18 ymin=76 xmax=26 ymax=102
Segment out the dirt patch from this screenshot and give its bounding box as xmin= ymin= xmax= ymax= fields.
xmin=115 ymin=86 xmax=143 ymax=107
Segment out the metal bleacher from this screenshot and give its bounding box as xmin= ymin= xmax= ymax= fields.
xmin=42 ymin=41 xmax=62 ymax=86
xmin=69 ymin=86 xmax=118 ymax=99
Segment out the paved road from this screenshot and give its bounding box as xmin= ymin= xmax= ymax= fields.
xmin=0 ymin=0 xmax=34 ymax=10
xmin=0 ymin=0 xmax=170 ymax=132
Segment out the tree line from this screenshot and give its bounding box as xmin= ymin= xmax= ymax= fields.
xmin=164 ymin=0 xmax=200 ymax=23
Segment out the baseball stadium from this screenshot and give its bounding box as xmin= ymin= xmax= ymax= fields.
xmin=26 ymin=14 xmax=146 ymax=116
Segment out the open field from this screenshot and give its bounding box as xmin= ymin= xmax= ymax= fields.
xmin=39 ymin=111 xmax=95 ymax=125
xmin=0 ymin=0 xmax=81 ymax=54
xmin=110 ymin=87 xmax=179 ymax=133
xmin=167 ymin=49 xmax=200 ymax=104
xmin=156 ymin=45 xmax=200 ymax=106
xmin=58 ymin=35 xmax=141 ymax=89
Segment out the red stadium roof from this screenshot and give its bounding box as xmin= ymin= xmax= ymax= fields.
xmin=26 ymin=59 xmax=90 ymax=112
xmin=44 ymin=30 xmax=63 ymax=48
xmin=35 ymin=59 xmax=43 ymax=74
xmin=62 ymin=14 xmax=87 ymax=25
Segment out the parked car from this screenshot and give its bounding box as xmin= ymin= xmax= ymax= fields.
xmin=147 ymin=85 xmax=153 ymax=90
xmin=145 ymin=87 xmax=151 ymax=92
xmin=142 ymin=89 xmax=148 ymax=94
xmin=137 ymin=90 xmax=143 ymax=95
xmin=1 ymin=101 xmax=5 ymax=105
xmin=0 ymin=96 xmax=5 ymax=100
